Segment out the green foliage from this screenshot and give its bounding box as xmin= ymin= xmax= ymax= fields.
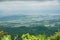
xmin=22 ymin=33 xmax=47 ymax=40
xmin=0 ymin=30 xmax=60 ymax=40
xmin=22 ymin=32 xmax=60 ymax=40
xmin=1 ymin=35 xmax=11 ymax=40
xmin=14 ymin=35 xmax=18 ymax=40
xmin=47 ymin=32 xmax=60 ymax=40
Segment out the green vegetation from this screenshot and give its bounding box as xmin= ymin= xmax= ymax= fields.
xmin=1 ymin=35 xmax=11 ymax=40
xmin=0 ymin=30 xmax=60 ymax=40
xmin=21 ymin=32 xmax=60 ymax=40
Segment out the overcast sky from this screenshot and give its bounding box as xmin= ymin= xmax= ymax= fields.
xmin=0 ymin=0 xmax=60 ymax=1
xmin=0 ymin=0 xmax=60 ymax=16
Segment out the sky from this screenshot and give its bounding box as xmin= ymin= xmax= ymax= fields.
xmin=0 ymin=0 xmax=60 ymax=16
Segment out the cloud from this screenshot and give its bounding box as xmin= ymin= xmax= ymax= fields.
xmin=0 ymin=0 xmax=53 ymax=1
xmin=0 ymin=0 xmax=60 ymax=1
xmin=0 ymin=1 xmax=59 ymax=9
xmin=0 ymin=1 xmax=60 ymax=16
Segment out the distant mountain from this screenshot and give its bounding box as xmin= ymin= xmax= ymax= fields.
xmin=0 ymin=15 xmax=60 ymax=21
xmin=0 ymin=15 xmax=60 ymax=26
xmin=0 ymin=15 xmax=27 ymax=21
xmin=0 ymin=15 xmax=60 ymax=28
